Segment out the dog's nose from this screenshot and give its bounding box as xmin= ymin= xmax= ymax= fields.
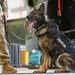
xmin=26 ymin=16 xmax=29 ymax=19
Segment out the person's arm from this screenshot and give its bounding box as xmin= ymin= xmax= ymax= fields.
xmin=1 ymin=0 xmax=7 ymax=12
xmin=1 ymin=0 xmax=8 ymax=22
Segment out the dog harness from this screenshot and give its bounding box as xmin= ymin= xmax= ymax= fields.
xmin=48 ymin=20 xmax=75 ymax=55
xmin=35 ymin=19 xmax=75 ymax=55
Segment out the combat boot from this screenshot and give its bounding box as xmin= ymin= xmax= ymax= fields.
xmin=2 ymin=62 xmax=17 ymax=73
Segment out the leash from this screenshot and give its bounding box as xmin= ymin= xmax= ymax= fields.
xmin=3 ymin=15 xmax=10 ymax=43
xmin=7 ymin=24 xmax=35 ymax=40
xmin=3 ymin=15 xmax=11 ymax=51
xmin=63 ymin=29 xmax=75 ymax=34
xmin=7 ymin=25 xmax=25 ymax=41
xmin=27 ymin=31 xmax=35 ymax=39
xmin=27 ymin=28 xmax=75 ymax=39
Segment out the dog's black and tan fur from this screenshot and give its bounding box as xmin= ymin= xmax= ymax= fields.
xmin=27 ymin=3 xmax=75 ymax=73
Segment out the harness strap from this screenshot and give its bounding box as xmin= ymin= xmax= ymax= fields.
xmin=35 ymin=23 xmax=49 ymax=37
xmin=35 ymin=27 xmax=48 ymax=37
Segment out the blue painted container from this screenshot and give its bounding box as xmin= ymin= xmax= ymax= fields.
xmin=29 ymin=50 xmax=42 ymax=65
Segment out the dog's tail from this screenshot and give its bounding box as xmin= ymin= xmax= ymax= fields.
xmin=63 ymin=54 xmax=75 ymax=71
xmin=68 ymin=55 xmax=75 ymax=71
xmin=57 ymin=53 xmax=75 ymax=71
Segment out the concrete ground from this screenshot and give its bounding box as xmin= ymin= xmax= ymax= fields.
xmin=0 ymin=67 xmax=75 ymax=75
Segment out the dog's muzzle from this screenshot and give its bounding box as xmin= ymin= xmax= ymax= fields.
xmin=26 ymin=16 xmax=32 ymax=21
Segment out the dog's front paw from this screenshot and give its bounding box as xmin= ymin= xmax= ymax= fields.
xmin=33 ymin=69 xmax=46 ymax=73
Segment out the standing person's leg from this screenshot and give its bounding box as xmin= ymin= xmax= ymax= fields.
xmin=0 ymin=16 xmax=17 ymax=73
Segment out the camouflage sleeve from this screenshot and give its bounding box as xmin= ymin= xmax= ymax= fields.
xmin=1 ymin=0 xmax=8 ymax=12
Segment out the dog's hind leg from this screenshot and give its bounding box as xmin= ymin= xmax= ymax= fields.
xmin=33 ymin=49 xmax=51 ymax=73
xmin=55 ymin=53 xmax=75 ymax=73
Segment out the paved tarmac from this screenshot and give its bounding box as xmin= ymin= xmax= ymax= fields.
xmin=0 ymin=68 xmax=75 ymax=75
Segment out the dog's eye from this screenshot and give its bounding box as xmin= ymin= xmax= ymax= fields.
xmin=34 ymin=12 xmax=38 ymax=15
xmin=34 ymin=14 xmax=39 ymax=18
xmin=38 ymin=10 xmax=42 ymax=14
xmin=30 ymin=11 xmax=37 ymax=16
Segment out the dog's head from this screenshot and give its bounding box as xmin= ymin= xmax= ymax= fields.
xmin=27 ymin=3 xmax=46 ymax=28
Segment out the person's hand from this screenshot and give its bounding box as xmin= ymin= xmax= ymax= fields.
xmin=2 ymin=12 xmax=8 ymax=22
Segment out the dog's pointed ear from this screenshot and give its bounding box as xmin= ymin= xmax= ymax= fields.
xmin=39 ymin=3 xmax=45 ymax=12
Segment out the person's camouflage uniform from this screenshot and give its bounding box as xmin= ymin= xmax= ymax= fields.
xmin=0 ymin=0 xmax=9 ymax=65
xmin=0 ymin=0 xmax=17 ymax=73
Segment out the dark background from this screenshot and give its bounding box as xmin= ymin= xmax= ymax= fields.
xmin=47 ymin=0 xmax=75 ymax=39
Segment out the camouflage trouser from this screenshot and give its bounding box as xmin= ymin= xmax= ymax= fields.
xmin=0 ymin=16 xmax=9 ymax=65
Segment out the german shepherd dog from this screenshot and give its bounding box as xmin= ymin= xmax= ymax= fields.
xmin=27 ymin=3 xmax=75 ymax=73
